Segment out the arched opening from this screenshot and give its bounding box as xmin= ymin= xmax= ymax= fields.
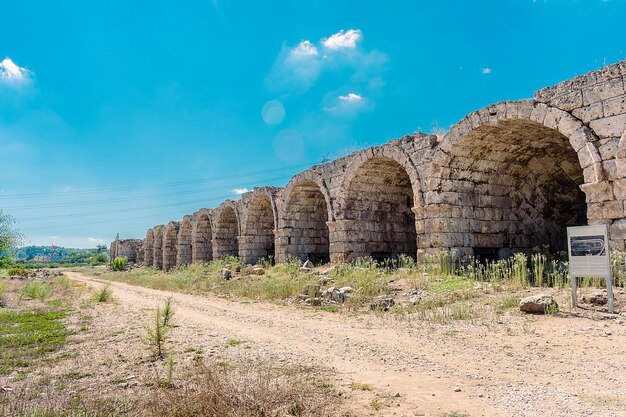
xmin=441 ymin=118 xmax=586 ymax=258
xmin=343 ymin=156 xmax=417 ymax=261
xmin=214 ymin=206 xmax=239 ymax=259
xmin=243 ymin=194 xmax=276 ymax=264
xmin=282 ymin=180 xmax=330 ymax=263
xmin=192 ymin=212 xmax=212 ymax=263
xmin=144 ymin=230 xmax=154 ymax=267
xmin=153 ymin=227 xmax=164 ymax=270
xmin=163 ymin=223 xmax=179 ymax=272
xmin=177 ymin=217 xmax=193 ymax=266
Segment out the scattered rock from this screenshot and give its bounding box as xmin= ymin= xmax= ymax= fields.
xmin=221 ymin=268 xmax=232 ymax=280
xmin=582 ymin=290 xmax=610 ymax=306
xmin=251 ymin=267 xmax=265 ymax=275
xmin=370 ymin=297 xmax=395 ymax=311
xmin=339 ymin=286 xmax=352 ymax=295
xmin=453 ymin=386 xmax=462 ymax=392
xmin=302 ymin=259 xmax=314 ymax=269
xmin=1 ymin=386 xmax=13 ymax=393
xmin=299 ymin=267 xmax=312 ymax=273
xmin=519 ymin=294 xmax=558 ymax=314
xmin=409 ymin=295 xmax=422 ymax=305
xmin=304 ymin=297 xmax=322 ymax=306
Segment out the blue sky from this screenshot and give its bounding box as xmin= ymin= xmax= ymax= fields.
xmin=1 ymin=0 xmax=625 ymax=248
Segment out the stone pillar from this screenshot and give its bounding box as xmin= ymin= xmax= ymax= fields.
xmin=274 ymin=228 xmax=290 ymax=263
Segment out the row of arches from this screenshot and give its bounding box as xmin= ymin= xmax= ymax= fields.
xmin=140 ymin=100 xmax=622 ymax=270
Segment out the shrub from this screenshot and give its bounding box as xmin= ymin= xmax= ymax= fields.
xmin=111 ymin=257 xmax=128 ymax=271
xmin=88 ymin=253 xmax=109 ymax=266
xmin=145 ymin=305 xmax=171 ymax=359
xmin=21 ymin=281 xmax=52 ymax=301
xmin=94 ymin=285 xmax=113 ymax=302
xmin=8 ymin=267 xmax=28 ymax=277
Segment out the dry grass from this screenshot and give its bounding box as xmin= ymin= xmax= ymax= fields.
xmin=1 ymin=360 xmax=338 ymax=417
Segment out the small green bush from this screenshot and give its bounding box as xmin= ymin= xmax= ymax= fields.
xmin=111 ymin=257 xmax=128 ymax=271
xmin=21 ymin=281 xmax=52 ymax=301
xmin=89 ymin=253 xmax=109 ymax=266
xmin=94 ymin=285 xmax=113 ymax=302
xmin=8 ymin=267 xmax=28 ymax=277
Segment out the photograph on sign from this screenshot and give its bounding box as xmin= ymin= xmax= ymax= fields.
xmin=569 ymin=235 xmax=606 ymax=257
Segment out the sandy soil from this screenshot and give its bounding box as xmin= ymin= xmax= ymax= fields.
xmin=41 ymin=271 xmax=625 ymax=417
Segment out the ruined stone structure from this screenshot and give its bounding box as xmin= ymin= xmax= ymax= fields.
xmin=108 ymin=239 xmax=143 ymax=264
xmin=112 ymin=61 xmax=626 ymax=269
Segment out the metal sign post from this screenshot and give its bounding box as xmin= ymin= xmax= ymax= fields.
xmin=567 ymin=224 xmax=614 ymax=314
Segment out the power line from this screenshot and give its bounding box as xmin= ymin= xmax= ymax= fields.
xmin=15 ymin=192 xmax=238 ymax=222
xmin=3 ymin=174 xmax=292 ymax=211
xmin=0 ymin=162 xmax=316 ymax=199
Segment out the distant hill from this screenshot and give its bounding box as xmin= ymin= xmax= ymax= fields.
xmin=15 ymin=245 xmax=108 ymax=264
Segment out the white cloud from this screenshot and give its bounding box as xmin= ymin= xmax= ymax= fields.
xmin=482 ymin=67 xmax=492 ymax=74
xmin=88 ymin=237 xmax=105 ymax=243
xmin=266 ymin=28 xmax=386 ymax=96
xmin=291 ymin=40 xmax=318 ymax=57
xmin=0 ymin=58 xmax=30 ymax=85
xmin=232 ymin=188 xmax=249 ymax=195
xmin=324 ymin=92 xmax=372 ymax=116
xmin=322 ymin=29 xmax=362 ymax=50
xmin=338 ymin=93 xmax=362 ymax=103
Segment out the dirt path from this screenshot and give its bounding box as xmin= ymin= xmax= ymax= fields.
xmin=64 ymin=271 xmax=626 ymax=417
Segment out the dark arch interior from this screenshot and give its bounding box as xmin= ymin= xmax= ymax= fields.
xmin=245 ymin=195 xmax=275 ymax=263
xmin=446 ymin=119 xmax=586 ymax=257
xmin=215 ymin=207 xmax=239 ymax=258
xmin=193 ymin=214 xmax=213 ymax=262
xmin=343 ymin=156 xmax=417 ymax=261
xmin=284 ymin=180 xmax=330 ymax=263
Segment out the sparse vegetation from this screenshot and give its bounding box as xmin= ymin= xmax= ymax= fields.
xmin=111 ymin=256 xmax=128 ymax=271
xmin=145 ymin=301 xmax=173 ymax=359
xmin=94 ymin=285 xmax=113 ymax=302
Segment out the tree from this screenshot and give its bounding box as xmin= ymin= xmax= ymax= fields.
xmin=0 ymin=210 xmax=23 ymax=257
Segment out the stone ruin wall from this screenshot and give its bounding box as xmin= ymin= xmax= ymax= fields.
xmin=109 ymin=239 xmax=144 ymax=264
xmin=113 ymin=61 xmax=626 ymax=269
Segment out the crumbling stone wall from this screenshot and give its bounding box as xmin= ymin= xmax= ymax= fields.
xmin=177 ymin=216 xmax=193 ymax=266
xmin=163 ymin=221 xmax=180 ymax=272
xmin=192 ymin=209 xmax=213 ymax=263
xmin=152 ymin=225 xmax=164 ymax=270
xmin=239 ymin=187 xmax=279 ymax=264
xmin=109 ymin=239 xmax=143 ymax=263
xmin=132 ymin=60 xmax=626 ymax=269
xmin=212 ymin=201 xmax=240 ymax=259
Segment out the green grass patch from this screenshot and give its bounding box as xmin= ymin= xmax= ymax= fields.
xmin=226 ymin=338 xmax=243 ymax=347
xmin=0 ymin=308 xmax=69 ymax=376
xmin=427 ymin=275 xmax=475 ymax=293
xmin=318 ymin=305 xmax=339 ymax=313
xmin=21 ymin=281 xmax=53 ymax=301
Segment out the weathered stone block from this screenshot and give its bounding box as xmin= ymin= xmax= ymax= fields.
xmin=580 ymin=181 xmax=614 ymax=203
xmin=582 ymin=78 xmax=625 ymax=105
xmin=589 ymin=114 xmax=626 ymax=138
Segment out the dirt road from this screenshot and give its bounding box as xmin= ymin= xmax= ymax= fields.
xmin=64 ymin=271 xmax=626 ymax=417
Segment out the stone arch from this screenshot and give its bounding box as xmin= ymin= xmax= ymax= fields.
xmin=163 ymin=221 xmax=180 ymax=271
xmin=192 ymin=209 xmax=213 ymax=263
xmin=240 ymin=188 xmax=279 ymax=264
xmin=144 ymin=229 xmax=154 ymax=267
xmin=424 ymin=100 xmax=601 ymax=258
xmin=336 ymin=154 xmax=418 ymax=261
xmin=152 ymin=226 xmax=164 ymax=270
xmin=177 ymin=216 xmax=193 ymax=267
xmin=276 ymin=171 xmax=332 ymax=263
xmin=340 ymin=145 xmax=424 ymax=207
xmin=212 ymin=201 xmax=241 ymax=259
